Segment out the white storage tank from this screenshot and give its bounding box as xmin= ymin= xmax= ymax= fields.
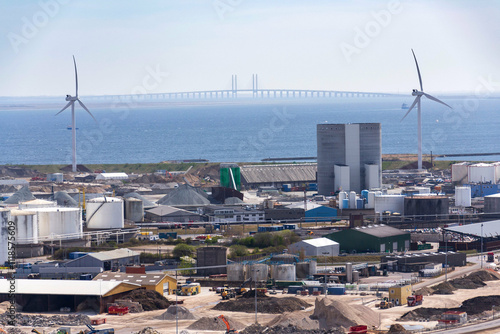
xmin=455 ymin=186 xmax=472 ymax=207
xmin=374 ymin=195 xmax=405 ymax=215
xmin=366 ymin=191 xmax=376 ymax=209
xmin=227 ymin=263 xmax=246 ymax=281
xmin=11 ymin=209 xmax=38 ymax=244
xmin=124 ymin=198 xmax=144 ymax=222
xmin=19 ymin=199 xmax=57 ymax=209
xmin=247 ymin=264 xmax=268 ymax=282
xmin=338 ymin=191 xmax=347 ymax=209
xmin=452 ymin=162 xmax=469 ymax=184
xmin=0 ymin=209 xmax=11 ymax=266
xmin=36 ymin=207 xmax=82 ymax=238
xmin=86 ymin=197 xmax=124 ymax=229
xmin=273 ymin=264 xmax=296 ymax=281
xmin=349 ymin=191 xmax=356 ymax=209
xmin=468 ymin=163 xmax=496 ymax=184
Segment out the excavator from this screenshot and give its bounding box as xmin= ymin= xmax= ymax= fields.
xmin=216 ymin=315 xmax=238 ymax=333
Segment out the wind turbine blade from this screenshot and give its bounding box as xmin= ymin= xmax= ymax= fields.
xmin=401 ymin=96 xmax=420 ymax=121
xmin=73 ymin=55 xmax=78 ymax=97
xmin=411 ymin=49 xmax=423 ymax=91
xmin=423 ymin=93 xmax=452 ymax=109
xmin=78 ymin=99 xmax=97 ymax=122
xmin=55 ymin=101 xmax=73 ymax=115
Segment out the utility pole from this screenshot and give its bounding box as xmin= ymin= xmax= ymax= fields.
xmin=481 ymin=223 xmax=484 ymax=269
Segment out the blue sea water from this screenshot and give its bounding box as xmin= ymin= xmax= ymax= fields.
xmin=0 ymin=96 xmax=499 ymax=165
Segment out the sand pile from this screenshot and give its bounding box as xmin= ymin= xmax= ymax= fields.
xmin=241 ymin=324 xmax=344 ymax=334
xmin=120 ymin=289 xmax=171 ymax=311
xmin=387 ymin=324 xmax=408 ymax=333
xmin=311 ymin=297 xmax=378 ymax=330
xmin=419 ymin=270 xmax=500 ymax=295
xmin=213 ymin=296 xmax=311 ymax=313
xmin=187 ymin=315 xmax=244 ymax=331
xmin=157 ymin=184 xmax=210 ymax=206
xmin=266 ymin=313 xmax=320 ymax=330
xmin=158 ymin=305 xmax=196 ymax=320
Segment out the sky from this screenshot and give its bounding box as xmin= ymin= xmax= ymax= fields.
xmin=1 ymin=0 xmax=500 ymax=97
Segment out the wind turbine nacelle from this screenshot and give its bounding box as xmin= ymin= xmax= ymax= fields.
xmin=65 ymin=95 xmax=77 ymax=101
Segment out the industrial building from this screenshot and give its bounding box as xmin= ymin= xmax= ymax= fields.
xmin=484 ymin=193 xmax=500 ymax=214
xmin=65 ymin=248 xmax=140 ymax=271
xmin=0 ymin=279 xmax=141 ymax=313
xmin=286 ymin=202 xmax=337 ymax=222
xmin=382 ymin=252 xmax=467 ymax=272
xmin=94 ymin=272 xmax=177 ymax=295
xmin=201 ymin=205 xmax=265 ymax=223
xmin=317 ymin=123 xmax=381 ymax=195
xmin=95 ymin=172 xmax=129 ymax=180
xmin=288 ymin=238 xmax=340 ymax=257
xmin=264 ymin=207 xmax=305 ymax=223
xmin=239 ymin=163 xmax=317 ymax=189
xmin=196 ymin=246 xmax=227 ymax=276
xmin=144 ymin=205 xmax=204 ymax=222
xmin=325 ymin=224 xmax=410 ymax=253
xmin=388 ymin=284 xmax=412 ymax=306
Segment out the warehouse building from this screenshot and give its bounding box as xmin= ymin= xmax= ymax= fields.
xmin=145 ymin=205 xmax=204 ymax=222
xmin=484 ymin=193 xmax=500 ymax=214
xmin=317 ymin=123 xmax=381 ymax=195
xmin=382 ymin=252 xmax=467 ymax=272
xmin=240 ymin=163 xmax=317 ymax=189
xmin=94 ymin=272 xmax=177 ymax=295
xmin=65 ymin=248 xmax=140 ymax=271
xmin=95 ymin=172 xmax=129 ymax=180
xmin=0 ymin=279 xmax=140 ymax=313
xmin=288 ymin=238 xmax=339 ymax=257
xmin=325 ymin=224 xmax=410 ymax=253
xmin=286 ymin=202 xmax=337 ymax=222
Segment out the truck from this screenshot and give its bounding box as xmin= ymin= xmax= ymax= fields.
xmin=348 ymin=325 xmax=368 ymax=334
xmin=407 ymin=294 xmax=423 ymax=306
xmin=379 ymin=300 xmax=394 ymax=309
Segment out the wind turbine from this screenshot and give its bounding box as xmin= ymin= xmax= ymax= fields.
xmin=55 ymin=56 xmax=96 ymax=173
xmin=402 ymin=49 xmax=452 ymax=170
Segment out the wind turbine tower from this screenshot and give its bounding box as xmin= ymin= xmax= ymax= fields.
xmin=402 ymin=49 xmax=452 ymax=170
xmin=55 ymin=56 xmax=96 ymax=172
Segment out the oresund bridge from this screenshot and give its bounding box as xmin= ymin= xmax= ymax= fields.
xmin=87 ymin=74 xmax=399 ymax=101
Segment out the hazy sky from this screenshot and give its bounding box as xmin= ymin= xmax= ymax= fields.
xmin=1 ymin=0 xmax=499 ymax=96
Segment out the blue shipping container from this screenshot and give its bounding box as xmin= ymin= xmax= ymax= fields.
xmin=327 ymin=287 xmax=345 ymax=295
xmin=287 ymin=286 xmax=304 ymax=294
xmin=159 ymin=232 xmax=178 ymax=239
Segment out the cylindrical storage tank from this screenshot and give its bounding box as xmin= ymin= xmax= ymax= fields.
xmin=274 ymin=264 xmax=296 ymax=281
xmin=86 ymin=197 xmax=124 ymax=229
xmin=361 ymin=190 xmax=369 ymax=200
xmin=0 ymin=209 xmax=11 ymax=266
xmin=309 ymin=260 xmax=317 ymax=275
xmin=296 ymin=262 xmax=309 ymax=279
xmin=349 ymin=191 xmax=356 ymax=209
xmin=366 ymin=191 xmax=376 ymax=209
xmin=11 ymin=210 xmax=38 ymax=244
xmin=197 ymin=246 xmax=227 ymax=276
xmin=342 ymin=199 xmax=349 ymax=209
xmin=248 ymin=264 xmax=268 ymax=282
xmin=356 ymin=198 xmax=364 ymax=209
xmin=227 ymin=263 xmax=245 ymax=281
xmin=36 ymin=208 xmax=82 ymax=238
xmin=19 ymin=199 xmax=57 ymax=209
xmin=338 ymin=191 xmax=347 ymax=209
xmin=124 ymin=198 xmax=144 ymax=222
xmin=455 ymin=186 xmax=471 ymax=207
xmin=346 ymin=262 xmax=353 ymax=283
xmin=352 ymin=270 xmax=360 ymax=282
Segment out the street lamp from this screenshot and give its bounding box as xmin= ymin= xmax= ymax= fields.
xmin=253 ymin=268 xmax=260 ymax=324
xmin=444 ymin=230 xmax=448 ymax=282
xmin=481 ymin=223 xmax=484 ymax=269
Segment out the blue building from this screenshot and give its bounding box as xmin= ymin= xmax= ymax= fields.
xmin=466 ymin=184 xmax=500 ymax=198
xmin=287 ymin=202 xmax=337 ymax=222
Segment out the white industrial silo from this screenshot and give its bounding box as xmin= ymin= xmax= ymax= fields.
xmin=349 ymin=191 xmax=356 ymax=209
xmin=36 ymin=207 xmax=82 ymax=238
xmin=227 ymin=263 xmax=246 ymax=281
xmin=455 ymin=186 xmax=471 ymax=207
xmin=468 ymin=163 xmax=496 ymax=184
xmin=366 ymin=191 xmax=376 ymax=209
xmin=374 ymin=195 xmax=405 ymax=215
xmin=124 ymin=198 xmax=144 ymax=222
xmin=247 ymin=263 xmax=268 ymax=282
xmin=273 ymin=264 xmax=296 ymax=281
xmin=86 ymin=197 xmax=124 ymax=229
xmin=451 ymin=162 xmax=469 ymax=184
xmin=338 ymin=191 xmax=347 ymax=209
xmin=11 ymin=209 xmax=38 ymax=244
xmin=0 ymin=209 xmax=11 ymax=266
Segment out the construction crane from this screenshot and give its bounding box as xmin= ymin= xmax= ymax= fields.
xmin=216 ymin=315 xmax=238 ymax=333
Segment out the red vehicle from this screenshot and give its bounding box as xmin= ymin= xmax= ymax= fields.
xmin=488 ymin=252 xmax=495 ymax=263
xmin=108 ymin=306 xmax=129 ymax=315
xmin=407 ymin=294 xmax=423 ymax=306
xmin=348 ymin=325 xmax=367 ymax=334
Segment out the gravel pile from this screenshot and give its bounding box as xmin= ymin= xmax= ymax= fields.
xmin=3 ymin=185 xmax=35 ymax=204
xmin=120 ymin=289 xmax=171 ymax=311
xmin=134 ymin=328 xmax=161 ymax=334
xmin=52 ymin=191 xmax=78 ymax=207
xmin=387 ymin=324 xmax=408 ymax=333
xmin=157 ymin=184 xmax=209 ymax=206
xmin=158 ymin=305 xmax=196 ymax=320
xmin=420 ymin=270 xmax=500 ymax=295
xmin=213 ymin=296 xmax=311 ymax=314
xmin=240 ymin=324 xmax=344 ymax=334
xmin=311 ymin=297 xmax=378 ymax=330
xmin=188 ymin=316 xmax=244 ymax=331
xmin=0 ymin=313 xmax=90 ymax=327
xmin=266 ymin=314 xmax=319 ymax=330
